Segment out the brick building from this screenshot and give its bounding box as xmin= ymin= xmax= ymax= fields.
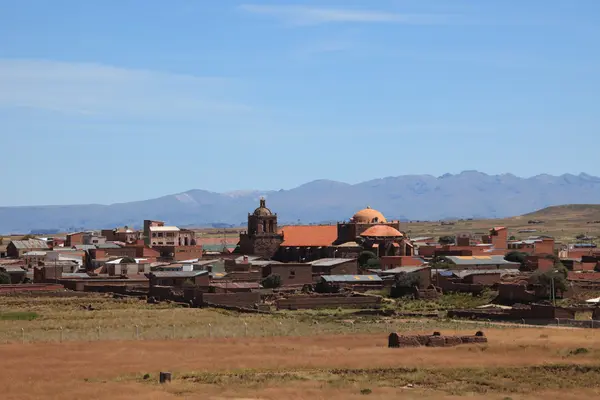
xmin=7 ymin=239 xmax=49 ymax=258
xmin=101 ymin=226 xmax=141 ymax=244
xmin=262 ymin=263 xmax=313 ymax=286
xmin=146 ymin=270 xmax=209 ymax=287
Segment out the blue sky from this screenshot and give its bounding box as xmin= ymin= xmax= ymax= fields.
xmin=1 ymin=0 xmax=599 ymax=206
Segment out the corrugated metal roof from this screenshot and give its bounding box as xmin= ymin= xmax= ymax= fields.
xmin=445 ymin=255 xmax=520 ymax=266
xmin=23 ymin=251 xmax=48 ymax=256
xmin=320 ymin=274 xmax=383 ymax=283
xmin=380 ymin=266 xmax=430 ymax=274
xmin=147 ymin=270 xmax=208 ymax=278
xmin=75 ymin=245 xmax=97 ymax=251
xmin=10 ymin=239 xmax=49 ymax=250
xmin=61 ymin=273 xmax=91 ymax=279
xmin=455 ymin=269 xmax=520 ymax=279
xmin=95 ymin=243 xmax=122 ymax=249
xmin=308 ymin=258 xmax=357 ymax=267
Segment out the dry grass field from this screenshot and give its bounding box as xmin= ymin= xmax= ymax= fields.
xmin=0 ymin=292 xmax=492 ymax=343
xmin=3 ymin=328 xmax=600 ymax=399
xmin=2 ymin=293 xmax=600 ymax=399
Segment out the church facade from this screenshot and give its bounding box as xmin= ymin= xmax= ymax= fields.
xmin=236 ymin=200 xmax=413 ymax=262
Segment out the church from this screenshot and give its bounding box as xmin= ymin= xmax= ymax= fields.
xmin=236 ymin=199 xmax=413 ymax=262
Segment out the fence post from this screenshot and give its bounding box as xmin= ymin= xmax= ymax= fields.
xmin=60 ymin=326 xmax=63 ymax=343
xmin=244 ymin=322 xmax=248 ymax=337
xmin=21 ymin=328 xmax=25 ymax=344
xmin=97 ymin=326 xmax=101 ymax=340
xmin=208 ymin=323 xmax=212 ymax=338
xmin=135 ymin=325 xmax=139 ymax=340
xmin=556 ymin=318 xmax=560 ymax=327
xmin=171 ymin=324 xmax=175 ymax=339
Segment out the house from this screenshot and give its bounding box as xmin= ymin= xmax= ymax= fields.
xmin=261 ymin=263 xmax=313 ymax=286
xmin=0 ymin=266 xmax=26 ymax=283
xmin=508 ymin=237 xmax=555 ymax=256
xmin=316 ymin=274 xmax=383 ymax=292
xmin=379 ymin=256 xmax=426 ymax=270
xmin=101 ymin=226 xmax=142 ymax=244
xmin=65 ymin=232 xmax=91 ymax=247
xmin=146 ymin=270 xmax=210 ymax=287
xmin=7 ymin=239 xmax=50 ymax=258
xmin=209 ymin=281 xmax=260 ymax=293
xmin=308 ymin=258 xmax=358 ymax=277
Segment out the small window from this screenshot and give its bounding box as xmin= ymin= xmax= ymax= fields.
xmin=289 ymin=269 xmax=296 ymax=279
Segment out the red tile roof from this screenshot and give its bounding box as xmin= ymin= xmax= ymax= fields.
xmin=279 ymin=225 xmax=337 ymax=247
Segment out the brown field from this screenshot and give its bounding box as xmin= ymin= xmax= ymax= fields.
xmin=3 ymin=328 xmax=600 ymax=399
xmin=1 ymin=293 xmax=600 ymax=399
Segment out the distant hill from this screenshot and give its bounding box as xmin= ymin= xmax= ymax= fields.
xmin=2 ymin=171 xmax=600 ymax=233
xmin=524 ymin=204 xmax=600 ymax=220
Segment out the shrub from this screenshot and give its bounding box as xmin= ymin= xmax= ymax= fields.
xmin=0 ymin=271 xmax=10 ymax=285
xmin=261 ymin=274 xmax=282 ymax=289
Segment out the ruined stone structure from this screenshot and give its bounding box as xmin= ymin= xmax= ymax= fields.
xmin=238 ymin=199 xmax=284 ymax=259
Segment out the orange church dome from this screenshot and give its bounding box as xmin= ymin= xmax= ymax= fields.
xmin=360 ymin=225 xmax=403 ymax=238
xmin=352 ymin=206 xmax=387 ymax=223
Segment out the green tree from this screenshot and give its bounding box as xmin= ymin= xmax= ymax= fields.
xmin=390 ymin=272 xmax=421 ymax=298
xmin=532 ymin=263 xmax=569 ymax=298
xmin=358 ymin=251 xmax=378 ymax=267
xmin=0 ymin=272 xmax=10 ymax=285
xmin=438 ymin=236 xmax=455 ymax=245
xmin=365 ymin=257 xmax=381 ymax=270
xmin=120 ymin=257 xmax=136 ymax=264
xmin=504 ymin=251 xmax=528 ymax=265
xmin=261 ymin=274 xmax=282 ymax=289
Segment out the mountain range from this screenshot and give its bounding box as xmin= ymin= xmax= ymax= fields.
xmin=2 ymin=171 xmax=600 ymax=234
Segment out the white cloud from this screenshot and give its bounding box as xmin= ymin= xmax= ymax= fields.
xmin=0 ymin=59 xmax=251 ymax=119
xmin=238 ymin=4 xmax=453 ymax=26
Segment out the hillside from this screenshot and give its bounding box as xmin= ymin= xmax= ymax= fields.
xmin=524 ymin=204 xmax=600 ymax=220
xmin=405 ymin=204 xmax=600 ymax=243
xmin=2 ymin=171 xmax=600 ymax=233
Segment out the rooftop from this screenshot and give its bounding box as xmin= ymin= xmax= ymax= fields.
xmin=10 ymin=239 xmax=49 ymax=250
xmin=320 ymin=274 xmax=383 ymax=283
xmin=308 ymin=258 xmax=357 ymax=267
xmin=147 ymin=270 xmax=209 ymax=278
xmin=380 ymin=265 xmax=430 ymax=274
xmin=279 ymin=225 xmax=338 ymax=247
xmin=445 ymin=255 xmax=520 ymax=266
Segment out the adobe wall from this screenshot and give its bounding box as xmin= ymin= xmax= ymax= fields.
xmin=276 ymin=295 xmax=382 ymax=310
xmin=202 ymin=292 xmax=261 ymax=308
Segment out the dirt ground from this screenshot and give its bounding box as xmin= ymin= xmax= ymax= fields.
xmin=3 ymin=327 xmax=600 ymax=399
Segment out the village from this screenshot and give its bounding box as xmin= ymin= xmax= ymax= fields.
xmin=1 ymin=199 xmax=600 ymax=326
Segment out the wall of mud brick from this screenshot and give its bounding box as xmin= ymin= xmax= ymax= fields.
xmin=201 ymin=292 xmax=261 ymax=308
xmin=276 ymin=295 xmax=382 ymax=310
